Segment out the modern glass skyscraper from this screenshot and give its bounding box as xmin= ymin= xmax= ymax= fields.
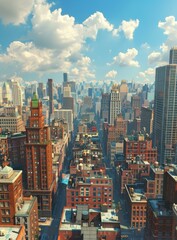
xmin=153 ymin=48 xmax=177 ymax=164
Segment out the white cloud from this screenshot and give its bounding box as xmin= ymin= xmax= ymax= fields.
xmin=137 ymin=68 xmax=155 ymax=83
xmin=112 ymin=48 xmax=140 ymax=67
xmin=83 ymin=12 xmax=113 ymax=40
xmin=0 ymin=0 xmax=34 ymax=25
xmin=31 ymin=2 xmax=83 ymax=53
xmin=0 ymin=41 xmax=71 ymax=73
xmin=148 ymin=46 xmax=169 ymax=67
xmin=160 ymin=43 xmax=169 ymax=53
xmin=0 ymin=0 xmax=113 ymax=79
xmin=105 ymin=70 xmax=117 ymax=78
xmin=141 ymin=42 xmax=150 ymax=49
xmin=139 ymin=68 xmax=154 ymax=77
xmin=113 ymin=19 xmax=139 ymax=40
xmin=71 ymin=68 xmax=79 ymax=76
xmin=31 ymin=2 xmax=113 ymax=51
xmin=158 ymin=16 xmax=177 ymax=46
xmin=70 ymin=56 xmax=95 ymax=81
xmin=148 ymin=51 xmax=161 ymax=65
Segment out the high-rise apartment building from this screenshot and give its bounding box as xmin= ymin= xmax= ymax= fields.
xmin=153 ymin=48 xmax=177 ymax=163
xmin=109 ymin=84 xmax=121 ymax=125
xmin=24 ymin=93 xmax=56 ymax=217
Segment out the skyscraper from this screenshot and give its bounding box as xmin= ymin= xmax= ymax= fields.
xmin=24 ymin=93 xmax=56 ymax=217
xmin=109 ymin=84 xmax=121 ymax=125
xmin=100 ymin=93 xmax=110 ymax=121
xmin=63 ymin=72 xmax=68 ymax=87
xmin=63 ymin=84 xmax=71 ymax=97
xmin=47 ymin=79 xmax=54 ymax=118
xmin=153 ymin=48 xmax=177 ymax=164
xmin=11 ymin=81 xmax=23 ymax=107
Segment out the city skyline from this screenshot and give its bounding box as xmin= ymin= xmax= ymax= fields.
xmin=0 ymin=0 xmax=177 ymax=84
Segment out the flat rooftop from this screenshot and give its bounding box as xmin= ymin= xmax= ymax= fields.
xmin=15 ymin=197 xmax=36 ymax=217
xmin=149 ymin=199 xmax=172 ymax=217
xmin=60 ymin=208 xmax=81 ymax=231
xmin=0 ymin=226 xmax=22 ymax=239
xmin=60 ymin=207 xmax=119 ymax=231
xmin=126 ymin=185 xmax=147 ymax=203
xmin=101 ymin=209 xmax=119 ymax=223
xmin=0 ymin=168 xmax=22 ymax=184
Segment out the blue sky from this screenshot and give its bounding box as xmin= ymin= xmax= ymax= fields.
xmin=0 ymin=0 xmax=177 ymax=84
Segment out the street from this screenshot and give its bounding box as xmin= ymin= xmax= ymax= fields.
xmin=39 ymin=182 xmax=66 ymax=240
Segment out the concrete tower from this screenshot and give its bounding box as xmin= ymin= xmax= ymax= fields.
xmin=109 ymin=84 xmax=121 ymax=125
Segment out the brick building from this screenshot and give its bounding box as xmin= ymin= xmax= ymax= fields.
xmin=0 ymin=134 xmax=8 ymax=166
xmin=124 ymin=134 xmax=157 ymax=164
xmin=66 ymin=175 xmax=113 ymax=209
xmin=120 ymin=158 xmax=150 ymax=193
xmin=144 ymin=166 xmax=177 ymax=240
xmin=124 ymin=184 xmax=147 ymax=229
xmin=7 ymin=132 xmax=26 ymax=173
xmin=172 ymin=204 xmax=177 ymax=240
xmin=163 ymin=168 xmax=177 ymax=208
xmin=24 ymin=93 xmax=56 ymax=217
xmin=0 ymin=166 xmax=39 ymax=239
xmin=144 ymin=163 xmax=164 ymax=199
xmin=144 ymin=199 xmax=173 ymax=240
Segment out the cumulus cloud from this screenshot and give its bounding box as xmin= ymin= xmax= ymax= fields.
xmin=160 ymin=43 xmax=169 ymax=53
xmin=148 ymin=52 xmax=161 ymax=65
xmin=137 ymin=68 xmax=155 ymax=83
xmin=0 ymin=0 xmax=113 ymax=79
xmin=139 ymin=68 xmax=154 ymax=78
xmin=111 ymin=48 xmax=140 ymax=67
xmin=0 ymin=0 xmax=34 ymax=25
xmin=158 ymin=16 xmax=177 ymax=46
xmin=70 ymin=56 xmax=95 ymax=81
xmin=31 ymin=2 xmax=83 ymax=53
xmin=31 ymin=2 xmax=113 ymax=51
xmin=113 ymin=19 xmax=139 ymax=40
xmin=0 ymin=41 xmax=71 ymax=72
xmin=83 ymin=12 xmax=113 ymax=39
xmin=105 ymin=70 xmax=117 ymax=78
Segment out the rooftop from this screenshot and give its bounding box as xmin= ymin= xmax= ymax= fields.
xmin=101 ymin=209 xmax=118 ymax=223
xmin=0 ymin=167 xmax=22 ymax=183
xmin=15 ymin=197 xmax=36 ymax=217
xmin=126 ymin=184 xmax=147 ymax=203
xmin=149 ymin=199 xmax=172 ymax=217
xmin=0 ymin=226 xmax=23 ymax=239
xmin=60 ymin=206 xmax=120 ymax=232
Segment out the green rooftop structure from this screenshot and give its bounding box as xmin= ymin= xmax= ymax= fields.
xmin=31 ymin=92 xmax=39 ymax=108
